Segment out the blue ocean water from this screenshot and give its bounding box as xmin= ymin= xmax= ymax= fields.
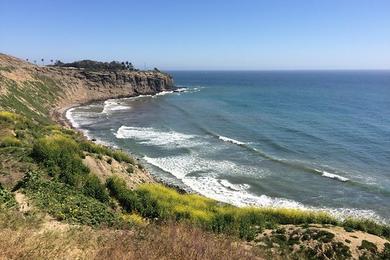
xmin=68 ymin=71 xmax=390 ymax=221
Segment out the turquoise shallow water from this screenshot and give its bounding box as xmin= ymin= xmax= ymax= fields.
xmin=67 ymin=71 xmax=390 ymax=222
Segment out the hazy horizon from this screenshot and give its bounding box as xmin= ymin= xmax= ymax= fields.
xmin=1 ymin=0 xmax=389 ymax=70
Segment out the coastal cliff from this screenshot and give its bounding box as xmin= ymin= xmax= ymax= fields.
xmin=0 ymin=53 xmax=174 ymax=124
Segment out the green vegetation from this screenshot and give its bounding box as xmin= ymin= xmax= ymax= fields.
xmin=32 ymin=134 xmax=89 ymax=186
xmin=52 ymin=60 xmax=135 ymax=71
xmin=80 ymin=140 xmax=135 ymax=164
xmin=0 ymin=111 xmax=131 ymax=226
xmin=106 ymin=181 xmax=336 ymax=240
xmin=0 ymin=136 xmax=22 ymax=147
xmin=107 ymin=177 xmax=140 ymax=213
xmin=0 ymin=66 xmax=13 ymax=72
xmin=126 ymin=166 xmax=134 ymax=174
xmin=258 ymin=227 xmax=352 ymax=259
xmin=0 ymin=184 xmax=16 ymax=208
xmin=343 ymin=218 xmax=390 ymax=238
xmin=359 ymin=239 xmax=377 ymax=253
xmin=83 ymin=174 xmax=110 ymax=203
xmin=20 ymin=172 xmax=119 ymax=226
xmin=105 ymin=181 xmax=390 ymax=241
xmin=112 ymin=150 xmax=136 ymax=164
xmin=0 ymin=75 xmax=62 ymax=123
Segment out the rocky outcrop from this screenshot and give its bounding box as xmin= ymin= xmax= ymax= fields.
xmin=49 ymin=67 xmax=174 ymax=126
xmin=0 ymin=53 xmax=175 ymax=125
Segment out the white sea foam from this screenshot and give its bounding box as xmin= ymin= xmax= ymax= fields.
xmin=220 ymin=179 xmax=250 ymax=191
xmin=66 ymin=107 xmax=102 ymax=128
xmin=144 ymin=154 xmax=265 ymax=180
xmin=102 ymin=100 xmax=131 ymax=114
xmin=174 ymin=87 xmax=187 ymax=93
xmin=143 ymin=153 xmax=297 ymax=209
xmin=154 ymin=90 xmax=174 ymax=97
xmin=65 ymin=107 xmax=79 ymax=128
xmin=175 ymin=86 xmax=204 ymax=93
xmin=183 ymin=176 xmax=304 ymax=208
xmin=218 ymin=135 xmax=245 ymax=145
xmin=143 ymin=154 xmax=382 ymax=222
xmin=115 ymin=126 xmax=200 ymax=147
xmin=317 ymin=170 xmax=349 ymax=182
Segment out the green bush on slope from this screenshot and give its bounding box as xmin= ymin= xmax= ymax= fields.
xmin=0 ymin=185 xmax=17 ymax=209
xmin=31 ymin=134 xmax=89 ymax=186
xmin=106 ymin=177 xmax=140 ymax=213
xmin=0 ymin=136 xmax=22 ymax=148
xmin=20 ymin=172 xmax=118 ymax=226
xmin=84 ymin=174 xmax=110 ymax=203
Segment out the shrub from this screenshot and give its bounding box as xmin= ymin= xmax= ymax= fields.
xmin=359 ymin=240 xmax=377 ymax=253
xmin=31 ymin=134 xmax=89 ymax=186
xmin=0 ymin=111 xmax=19 ymax=124
xmin=381 ymin=243 xmax=390 ymax=259
xmin=112 ymin=150 xmax=135 ymax=164
xmin=0 ymin=185 xmax=17 ymax=208
xmin=126 ymin=166 xmax=134 ymax=174
xmin=121 ymin=213 xmax=148 ymax=227
xmin=342 ymin=218 xmax=389 ymax=238
xmin=83 ymin=175 xmax=110 ymax=203
xmin=0 ymin=136 xmax=22 ymax=148
xmin=80 ymin=141 xmax=113 ymax=156
xmin=106 ymin=177 xmax=140 ymax=212
xmin=21 ymin=173 xmax=119 ymax=226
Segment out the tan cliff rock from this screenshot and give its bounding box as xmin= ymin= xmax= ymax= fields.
xmin=0 ymin=53 xmax=174 ymax=125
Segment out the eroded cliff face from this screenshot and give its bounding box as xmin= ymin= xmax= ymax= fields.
xmin=0 ymin=53 xmax=174 ymax=124
xmin=48 ymin=66 xmax=174 ymax=125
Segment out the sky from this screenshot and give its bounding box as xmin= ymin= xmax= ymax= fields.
xmin=1 ymin=0 xmax=390 ymax=70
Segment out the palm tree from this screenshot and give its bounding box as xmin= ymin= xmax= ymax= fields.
xmin=41 ymin=58 xmax=44 ymax=66
xmin=26 ymin=58 xmax=29 ymax=62
xmin=50 ymin=59 xmax=53 ymax=64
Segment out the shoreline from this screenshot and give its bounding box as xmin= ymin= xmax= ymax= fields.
xmin=59 ymin=91 xmax=190 ymax=194
xmin=61 ymin=93 xmax=389 ymax=225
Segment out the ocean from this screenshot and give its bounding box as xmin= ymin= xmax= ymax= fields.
xmin=67 ymin=71 xmax=390 ymax=222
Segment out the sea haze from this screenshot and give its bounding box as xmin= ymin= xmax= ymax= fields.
xmin=67 ymin=71 xmax=390 ymax=222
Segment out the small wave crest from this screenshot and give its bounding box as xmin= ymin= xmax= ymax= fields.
xmin=102 ymin=100 xmax=131 ymax=114
xmin=218 ymin=135 xmax=246 ymax=145
xmin=214 ymin=133 xmax=351 ymax=183
xmin=153 ymin=90 xmax=174 ymax=97
xmin=176 ymin=85 xmax=204 ymax=93
xmin=115 ymin=126 xmax=200 ymax=147
xmin=220 ymin=179 xmax=250 ymax=191
xmin=317 ymin=170 xmax=349 ymax=182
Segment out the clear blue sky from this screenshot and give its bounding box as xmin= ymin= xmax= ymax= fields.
xmin=1 ymin=0 xmax=389 ymax=70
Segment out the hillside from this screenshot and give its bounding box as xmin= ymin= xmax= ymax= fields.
xmin=0 ymin=53 xmax=174 ymax=125
xmin=0 ymin=53 xmax=389 ymax=259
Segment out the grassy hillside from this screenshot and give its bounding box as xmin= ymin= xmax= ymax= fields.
xmin=0 ymin=54 xmax=389 ymax=259
xmin=0 ymin=67 xmax=63 ymax=123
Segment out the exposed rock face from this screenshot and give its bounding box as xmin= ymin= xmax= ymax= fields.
xmin=49 ymin=67 xmax=174 ymax=125
xmin=0 ymin=53 xmax=175 ymax=125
